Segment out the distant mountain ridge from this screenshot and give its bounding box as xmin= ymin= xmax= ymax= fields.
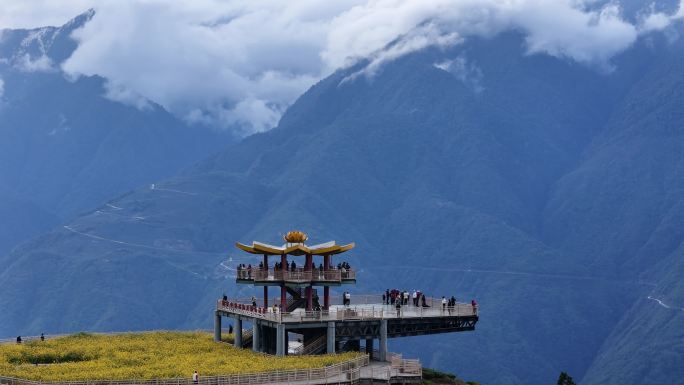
xmin=0 ymin=11 xmax=232 ymax=254
xmin=2 ymin=6 xmax=684 ymax=385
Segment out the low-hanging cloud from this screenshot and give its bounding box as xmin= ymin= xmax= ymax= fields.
xmin=5 ymin=0 xmax=684 ymax=135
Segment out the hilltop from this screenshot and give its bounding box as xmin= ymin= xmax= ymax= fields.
xmin=0 ymin=332 xmax=357 ymax=381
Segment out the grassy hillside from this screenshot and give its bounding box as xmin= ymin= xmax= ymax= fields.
xmin=0 ymin=332 xmax=358 ymax=381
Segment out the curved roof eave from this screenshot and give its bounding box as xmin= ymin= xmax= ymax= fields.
xmin=235 ymin=242 xmax=355 ymax=256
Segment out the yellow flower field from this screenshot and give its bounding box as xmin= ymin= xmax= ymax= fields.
xmin=0 ymin=331 xmax=360 ymax=381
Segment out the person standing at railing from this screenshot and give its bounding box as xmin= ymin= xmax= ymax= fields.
xmin=395 ymin=300 xmax=402 ymax=317
xmin=192 ymin=370 xmax=199 ymax=384
xmin=40 ymin=333 xmax=45 ymax=342
xmin=441 ymin=297 xmax=447 ymax=312
xmin=247 ymin=264 xmax=252 ymax=279
xmin=251 ymin=296 xmax=257 ymax=307
xmin=471 ymin=299 xmax=478 ymax=315
xmin=385 ymin=289 xmax=390 ymax=305
xmin=16 ymin=336 xmax=21 ymax=344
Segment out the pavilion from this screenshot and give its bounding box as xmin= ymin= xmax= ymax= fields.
xmin=215 ymin=231 xmax=478 ymax=358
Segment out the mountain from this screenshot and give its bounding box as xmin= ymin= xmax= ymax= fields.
xmin=0 ymin=11 xmax=232 ymax=254
xmin=1 ymin=16 xmax=684 ymax=385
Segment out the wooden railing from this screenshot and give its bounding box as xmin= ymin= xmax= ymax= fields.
xmin=0 ymin=355 xmax=369 ymax=385
xmin=237 ymin=268 xmax=356 ymax=283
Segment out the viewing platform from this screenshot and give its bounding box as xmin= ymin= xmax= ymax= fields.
xmin=217 ymin=231 xmax=479 ymax=359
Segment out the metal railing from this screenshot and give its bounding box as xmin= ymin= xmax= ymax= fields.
xmin=237 ymin=268 xmax=356 ymax=283
xmin=0 ymin=355 xmax=369 ymax=385
xmin=217 ymin=297 xmax=478 ymax=324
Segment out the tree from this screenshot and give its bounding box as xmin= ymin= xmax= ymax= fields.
xmin=557 ymin=372 xmax=576 ymax=385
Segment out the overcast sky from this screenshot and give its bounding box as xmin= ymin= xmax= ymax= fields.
xmin=1 ymin=0 xmax=683 ymax=135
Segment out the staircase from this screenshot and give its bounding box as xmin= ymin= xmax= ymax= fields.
xmin=285 ymin=287 xmax=318 ymax=312
xmin=293 ymin=333 xmax=327 ymax=355
xmin=241 ymin=329 xmax=253 ymax=348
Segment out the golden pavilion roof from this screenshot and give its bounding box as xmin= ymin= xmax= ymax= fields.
xmin=236 ymin=232 xmax=354 ymax=256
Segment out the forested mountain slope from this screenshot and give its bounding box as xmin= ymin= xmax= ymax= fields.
xmin=0 ymin=12 xmax=231 ymax=254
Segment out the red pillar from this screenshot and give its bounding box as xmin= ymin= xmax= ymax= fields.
xmin=263 ymin=254 xmax=269 ymax=308
xmin=281 ymin=254 xmax=287 ymax=309
xmin=324 ymin=254 xmax=331 ymax=309
xmin=305 ymin=254 xmax=313 ymax=311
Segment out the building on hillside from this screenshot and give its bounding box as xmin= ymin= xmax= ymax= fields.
xmin=214 ymin=231 xmax=478 ymax=358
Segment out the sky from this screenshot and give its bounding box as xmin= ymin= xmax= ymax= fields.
xmin=1 ymin=0 xmax=683 ymax=135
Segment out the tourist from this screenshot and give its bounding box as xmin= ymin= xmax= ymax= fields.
xmin=251 ymin=295 xmax=257 ymax=307
xmin=412 ymin=290 xmax=418 ymax=306
xmin=421 ymin=294 xmax=428 ymax=307
xmin=247 ymin=264 xmax=252 ymax=279
xmin=441 ymin=296 xmax=447 ymax=312
xmin=40 ymin=333 xmax=45 ymax=342
xmin=403 ymin=291 xmax=409 ymax=305
xmin=344 ymin=291 xmax=351 ymax=306
xmin=229 ymin=324 xmax=234 ymax=334
xmin=16 ymin=336 xmax=21 ymax=344
xmin=290 ymin=260 xmax=296 ymax=271
xmin=272 ymin=303 xmax=279 ymax=314
xmin=395 ymin=300 xmax=401 ymax=317
xmin=471 ymin=299 xmax=478 ymax=315
xmin=385 ymin=289 xmax=390 ymax=305
xmin=258 ymin=261 xmax=263 ymax=269
xmin=193 ymin=370 xmax=199 ymax=384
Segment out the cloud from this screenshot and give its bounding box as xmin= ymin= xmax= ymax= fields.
xmin=638 ymin=0 xmax=684 ymax=33
xmin=0 ymin=0 xmax=97 ymax=29
xmin=4 ymin=0 xmax=682 ymax=135
xmin=13 ymin=53 xmax=54 ymax=72
xmin=434 ymin=55 xmax=485 ymax=93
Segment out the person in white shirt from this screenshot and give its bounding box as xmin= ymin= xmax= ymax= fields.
xmin=192 ymin=371 xmax=199 ymax=384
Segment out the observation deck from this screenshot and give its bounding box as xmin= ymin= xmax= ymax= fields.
xmin=216 ymin=231 xmax=479 ymax=358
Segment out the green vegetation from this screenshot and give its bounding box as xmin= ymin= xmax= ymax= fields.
xmin=0 ymin=331 xmax=359 ymax=381
xmin=556 ymin=372 xmax=576 ymax=385
xmin=422 ymin=368 xmax=482 ymax=385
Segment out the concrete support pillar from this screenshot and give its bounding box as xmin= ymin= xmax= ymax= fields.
xmin=379 ymin=320 xmax=387 ymax=361
xmin=327 ymin=322 xmax=336 ymax=354
xmin=252 ymin=321 xmax=260 ymax=352
xmin=281 ymin=286 xmax=287 ymax=310
xmin=365 ymin=338 xmax=373 ymax=356
xmin=234 ymin=318 xmax=243 ymax=348
xmin=276 ymin=324 xmax=286 ymax=356
xmin=214 ymin=312 xmax=222 ymax=342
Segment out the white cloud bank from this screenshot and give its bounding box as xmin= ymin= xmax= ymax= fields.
xmin=3 ymin=0 xmax=684 ymax=135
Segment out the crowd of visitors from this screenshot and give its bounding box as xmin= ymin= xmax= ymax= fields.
xmin=382 ymin=289 xmax=478 ymax=316
xmin=382 ymin=289 xmax=431 ymax=307
xmin=237 ymin=260 xmax=354 ymax=280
